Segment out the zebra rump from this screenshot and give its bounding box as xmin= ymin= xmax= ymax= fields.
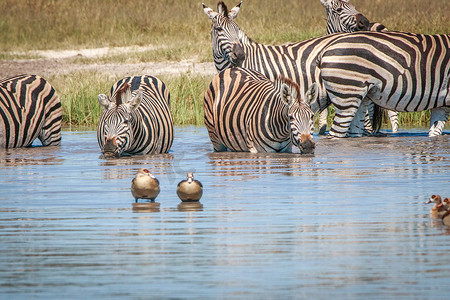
xmin=204 ymin=67 xmax=315 ymax=154
xmin=309 ymin=31 xmax=450 ymax=137
xmin=0 ymin=74 xmax=62 ymax=148
xmin=97 ymin=75 xmax=173 ymax=157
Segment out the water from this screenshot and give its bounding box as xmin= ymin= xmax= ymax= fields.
xmin=0 ymin=127 xmax=449 ymax=299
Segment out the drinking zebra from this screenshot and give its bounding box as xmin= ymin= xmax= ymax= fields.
xmin=204 ymin=67 xmax=315 ymax=153
xmin=203 ymin=1 xmax=449 ymax=137
xmin=97 ymin=75 xmax=173 ymax=157
xmin=319 ymin=0 xmax=399 ymax=134
xmin=0 ymin=74 xmax=62 ymax=148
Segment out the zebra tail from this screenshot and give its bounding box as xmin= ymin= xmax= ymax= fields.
xmin=372 ymin=104 xmax=384 ymax=133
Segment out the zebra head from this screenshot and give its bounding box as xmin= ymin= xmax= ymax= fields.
xmin=320 ymin=0 xmax=370 ymax=34
xmin=97 ymin=83 xmax=142 ymax=158
xmin=278 ymin=76 xmax=316 ymax=154
xmin=203 ymin=1 xmax=246 ymax=72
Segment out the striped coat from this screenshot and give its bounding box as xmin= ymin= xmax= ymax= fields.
xmin=0 ymin=74 xmax=62 ymax=148
xmin=203 ymin=2 xmax=449 ymax=137
xmin=97 ymin=76 xmax=173 ymax=157
xmin=204 ymin=67 xmax=315 ymax=153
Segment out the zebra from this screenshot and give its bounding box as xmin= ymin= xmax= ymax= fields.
xmin=97 ymin=75 xmax=174 ymax=157
xmin=319 ymin=0 xmax=399 ymax=134
xmin=0 ymin=74 xmax=62 ymax=148
xmin=204 ymin=67 xmax=315 ymax=153
xmin=203 ymin=2 xmax=449 ymax=137
xmin=306 ymin=31 xmax=450 ymax=137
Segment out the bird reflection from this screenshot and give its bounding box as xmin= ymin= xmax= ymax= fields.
xmin=177 ymin=201 xmax=204 ymax=212
xmin=132 ymin=202 xmax=161 ymax=213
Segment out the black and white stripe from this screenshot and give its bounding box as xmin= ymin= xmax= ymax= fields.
xmin=204 ymin=67 xmax=315 ymax=153
xmin=0 ymin=74 xmax=62 ymax=148
xmin=308 ymin=31 xmax=450 ymax=137
xmin=203 ymin=2 xmax=449 ymax=137
xmin=319 ymin=0 xmax=399 ymax=134
xmin=97 ymin=75 xmax=173 ymax=157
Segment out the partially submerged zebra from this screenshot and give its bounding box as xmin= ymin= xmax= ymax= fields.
xmin=203 ymin=1 xmax=449 ymax=137
xmin=204 ymin=67 xmax=315 ymax=154
xmin=97 ymin=75 xmax=173 ymax=157
xmin=319 ymin=0 xmax=399 ymax=134
xmin=0 ymin=74 xmax=62 ymax=148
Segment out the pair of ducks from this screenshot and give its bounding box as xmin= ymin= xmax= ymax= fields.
xmin=131 ymin=168 xmax=203 ymax=202
xmin=426 ymin=194 xmax=450 ymax=226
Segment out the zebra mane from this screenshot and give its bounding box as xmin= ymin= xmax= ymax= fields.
xmin=277 ymin=75 xmax=300 ymax=100
xmin=114 ymin=82 xmax=130 ymax=106
xmin=217 ymin=1 xmax=229 ymax=17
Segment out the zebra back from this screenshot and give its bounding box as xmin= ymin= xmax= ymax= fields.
xmin=0 ymin=74 xmax=62 ymax=148
xmin=97 ymin=75 xmax=173 ymax=156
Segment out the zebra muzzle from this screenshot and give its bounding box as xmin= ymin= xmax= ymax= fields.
xmin=355 ymin=14 xmax=370 ymax=31
xmin=299 ymin=134 xmax=315 ymax=155
xmin=103 ymin=137 xmax=120 ymax=157
xmin=230 ymin=43 xmax=245 ymax=67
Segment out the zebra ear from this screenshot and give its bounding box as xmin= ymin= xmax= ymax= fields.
xmin=305 ymin=83 xmax=319 ymax=106
xmin=98 ymin=94 xmax=112 ymax=110
xmin=280 ymin=83 xmax=296 ymax=108
xmin=319 ymin=0 xmax=331 ymax=8
xmin=228 ymin=1 xmax=242 ymax=19
xmin=203 ymin=3 xmax=218 ymax=19
xmin=128 ymin=91 xmax=143 ymax=111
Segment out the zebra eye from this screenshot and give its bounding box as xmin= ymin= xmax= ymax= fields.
xmin=214 ymin=25 xmax=223 ymax=32
xmin=336 ymin=8 xmax=343 ymax=13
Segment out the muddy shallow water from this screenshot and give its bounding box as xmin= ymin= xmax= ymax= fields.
xmin=0 ymin=127 xmax=449 ymax=298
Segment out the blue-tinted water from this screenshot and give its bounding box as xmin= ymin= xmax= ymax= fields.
xmin=0 ymin=127 xmax=449 ymax=299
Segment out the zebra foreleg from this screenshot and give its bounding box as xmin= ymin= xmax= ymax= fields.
xmin=428 ymin=107 xmax=449 ymax=137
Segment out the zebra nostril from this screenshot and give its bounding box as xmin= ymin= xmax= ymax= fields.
xmin=356 ymin=14 xmax=370 ymax=30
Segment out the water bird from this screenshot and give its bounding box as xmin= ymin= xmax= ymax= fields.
xmin=176 ymin=172 xmax=203 ymax=202
xmin=425 ymin=194 xmax=447 ymax=218
xmin=131 ymin=168 xmax=160 ymax=202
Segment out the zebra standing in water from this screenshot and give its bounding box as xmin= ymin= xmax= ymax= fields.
xmin=0 ymin=74 xmax=62 ymax=148
xmin=97 ymin=75 xmax=173 ymax=157
xmin=203 ymin=1 xmax=372 ymax=137
xmin=203 ymin=2 xmax=449 ymax=137
xmin=318 ymin=0 xmax=399 ymax=134
xmin=204 ymin=67 xmax=315 ymax=153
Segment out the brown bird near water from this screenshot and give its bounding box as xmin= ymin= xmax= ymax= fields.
xmin=176 ymin=172 xmax=203 ymax=202
xmin=131 ymin=168 xmax=160 ymax=202
xmin=425 ymin=195 xmax=448 ymax=218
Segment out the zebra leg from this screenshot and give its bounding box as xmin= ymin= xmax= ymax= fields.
xmin=387 ymin=110 xmax=399 ymax=133
xmin=318 ymin=108 xmax=328 ymax=135
xmin=428 ymin=107 xmax=449 ymax=137
xmin=347 ymin=100 xmax=369 ymax=137
xmin=363 ymin=102 xmax=374 ymax=134
xmin=328 ymin=100 xmax=362 ymax=138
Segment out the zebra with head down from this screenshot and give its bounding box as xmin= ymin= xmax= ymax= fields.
xmin=97 ymin=75 xmax=173 ymax=157
xmin=204 ymin=67 xmax=315 ymax=154
xmin=0 ymin=74 xmax=62 ymax=148
xmin=318 ymin=0 xmax=399 ymax=135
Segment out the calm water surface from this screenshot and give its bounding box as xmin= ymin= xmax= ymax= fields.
xmin=0 ymin=127 xmax=449 ymax=299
